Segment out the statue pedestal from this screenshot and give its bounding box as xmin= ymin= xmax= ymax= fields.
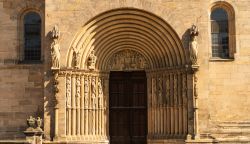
xmin=24 ymin=130 xmax=43 ymax=144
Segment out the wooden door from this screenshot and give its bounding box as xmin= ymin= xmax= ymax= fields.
xmin=109 ymin=71 xmax=147 ymax=144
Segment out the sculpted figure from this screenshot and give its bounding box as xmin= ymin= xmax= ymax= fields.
xmin=26 ymin=116 xmax=36 ymax=131
xmin=98 ymin=78 xmax=103 ymax=108
xmin=109 ymin=50 xmax=146 ymax=71
xmin=52 ymin=25 xmax=60 ymax=39
xmin=87 ymin=50 xmax=97 ymax=70
xmin=51 ymin=25 xmax=60 ymax=69
xmin=84 ymin=78 xmax=89 ymax=108
xmin=189 ymin=24 xmax=199 ymax=65
xmin=91 ymin=78 xmax=97 ymax=108
xmin=165 ymin=76 xmax=170 ymax=105
xmin=66 ymin=77 xmax=71 ymax=108
xmin=73 ymin=48 xmax=81 ymax=69
xmin=36 ymin=117 xmax=43 ymax=132
xmin=76 ymin=77 xmax=81 ymax=107
xmin=51 ymin=39 xmax=60 ymax=69
xmin=158 ymin=78 xmax=163 ymax=105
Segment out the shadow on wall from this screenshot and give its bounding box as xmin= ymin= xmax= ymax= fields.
xmin=43 ymin=31 xmax=56 ymax=141
xmin=182 ymin=28 xmax=191 ymax=65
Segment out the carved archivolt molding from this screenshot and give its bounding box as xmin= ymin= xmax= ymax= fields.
xmin=67 ymin=8 xmax=187 ymax=69
xmin=108 ymin=49 xmax=147 ymax=71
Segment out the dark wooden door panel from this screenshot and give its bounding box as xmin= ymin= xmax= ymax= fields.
xmin=109 ymin=71 xmax=147 ymax=144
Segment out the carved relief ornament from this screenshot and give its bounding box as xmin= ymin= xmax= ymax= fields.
xmin=76 ymin=77 xmax=81 ymax=107
xmin=73 ymin=49 xmax=81 ymax=69
xmin=91 ymin=77 xmax=97 ymax=108
xmin=109 ymin=49 xmax=147 ymax=71
xmin=84 ymin=77 xmax=89 ymax=108
xmin=98 ymin=78 xmax=104 ymax=108
xmin=66 ymin=76 xmax=71 ymax=108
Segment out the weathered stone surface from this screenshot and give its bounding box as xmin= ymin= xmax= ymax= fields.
xmin=0 ymin=0 xmax=250 ymax=143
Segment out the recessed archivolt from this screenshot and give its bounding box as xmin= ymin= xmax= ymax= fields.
xmin=66 ymin=8 xmax=187 ymax=70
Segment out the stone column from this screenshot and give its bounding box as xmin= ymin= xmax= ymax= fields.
xmin=52 ymin=70 xmax=59 ymax=140
xmin=71 ymin=74 xmax=76 ymax=137
xmin=146 ymin=72 xmax=152 ymax=138
xmin=192 ymin=65 xmax=200 ymax=139
xmin=186 ymin=65 xmax=199 ymax=140
xmin=56 ymin=74 xmax=67 ymax=140
xmin=104 ymin=75 xmax=109 ymax=138
xmin=80 ymin=75 xmax=85 ymax=135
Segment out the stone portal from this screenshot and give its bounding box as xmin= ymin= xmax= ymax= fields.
xmin=51 ymin=8 xmax=196 ymax=144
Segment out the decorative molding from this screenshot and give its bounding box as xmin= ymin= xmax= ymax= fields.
xmin=75 ymin=76 xmax=81 ymax=108
xmin=148 ymin=71 xmax=189 ymax=139
xmin=84 ymin=77 xmax=89 ymax=109
xmin=157 ymin=77 xmax=163 ymax=105
xmin=65 ymin=73 xmax=108 ymax=139
xmin=91 ymin=77 xmax=97 ymax=109
xmin=108 ymin=49 xmax=147 ymax=71
xmin=98 ymin=78 xmax=104 ymax=108
xmin=66 ymin=76 xmax=71 ymax=108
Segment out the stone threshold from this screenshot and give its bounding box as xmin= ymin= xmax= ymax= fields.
xmin=185 ymin=139 xmax=218 ymax=144
xmin=0 ymin=140 xmax=29 ymax=144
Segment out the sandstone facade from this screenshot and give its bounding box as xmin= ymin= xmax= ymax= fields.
xmin=0 ymin=0 xmax=250 ymax=144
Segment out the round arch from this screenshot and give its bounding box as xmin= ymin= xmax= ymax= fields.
xmin=66 ymin=8 xmax=188 ymax=70
xmin=61 ymin=8 xmax=195 ymax=143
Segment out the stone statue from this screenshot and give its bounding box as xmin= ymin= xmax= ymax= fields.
xmin=66 ymin=77 xmax=71 ymax=108
xmin=98 ymin=78 xmax=103 ymax=108
xmin=91 ymin=77 xmax=97 ymax=109
xmin=73 ymin=50 xmax=81 ymax=69
xmin=84 ymin=78 xmax=89 ymax=108
xmin=87 ymin=50 xmax=97 ymax=70
xmin=158 ymin=78 xmax=163 ymax=105
xmin=165 ymin=76 xmax=170 ymax=105
xmin=76 ymin=77 xmax=81 ymax=107
xmin=26 ymin=116 xmax=36 ymax=131
xmin=51 ymin=25 xmax=61 ymax=69
xmin=52 ymin=25 xmax=60 ymax=39
xmin=36 ymin=117 xmax=43 ymax=132
xmin=24 ymin=116 xmax=43 ymax=144
xmin=189 ymin=24 xmax=199 ymax=65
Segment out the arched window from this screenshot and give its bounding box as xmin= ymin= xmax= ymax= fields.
xmin=23 ymin=12 xmax=41 ymax=61
xmin=210 ymin=1 xmax=236 ymax=59
xmin=211 ymin=8 xmax=229 ymax=58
